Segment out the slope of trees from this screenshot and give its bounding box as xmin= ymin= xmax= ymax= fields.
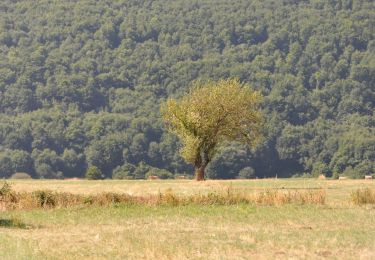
xmin=0 ymin=0 xmax=373 ymax=179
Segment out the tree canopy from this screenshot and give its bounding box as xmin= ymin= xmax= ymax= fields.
xmin=161 ymin=79 xmax=263 ymax=180
xmin=0 ymin=0 xmax=373 ymax=179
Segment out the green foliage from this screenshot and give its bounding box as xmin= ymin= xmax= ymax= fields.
xmin=133 ymin=162 xmax=150 ymax=179
xmin=311 ymin=162 xmax=331 ymax=178
xmin=206 ymin=145 xmax=253 ymax=179
xmin=85 ymin=166 xmax=102 ymax=180
xmin=161 ymin=79 xmax=263 ymax=179
xmin=353 ymin=160 xmax=374 ymax=176
xmin=0 ymin=0 xmax=373 ymax=179
xmin=145 ymin=168 xmax=174 ymax=179
xmin=278 ymin=117 xmax=374 ymax=178
xmin=32 ymin=190 xmax=56 ymax=208
xmin=0 ymin=155 xmax=14 ymax=178
xmin=332 ymin=171 xmax=340 ymax=180
xmin=342 ymin=166 xmax=366 ymax=179
xmin=62 ymin=149 xmax=86 ymax=178
xmin=33 ymin=149 xmax=64 ymax=179
xmin=112 ymin=163 xmax=136 ymax=180
xmin=238 ymin=167 xmax=256 ymax=179
xmin=0 ymin=181 xmax=12 ymax=197
xmin=0 ymin=217 xmax=27 ymax=229
xmin=8 ymin=150 xmax=34 ymax=175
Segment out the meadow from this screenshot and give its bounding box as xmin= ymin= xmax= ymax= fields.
xmin=1 ymin=179 xmax=375 ymax=259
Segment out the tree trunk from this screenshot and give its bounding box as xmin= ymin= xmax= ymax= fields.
xmin=195 ymin=165 xmax=205 ymax=181
xmin=194 ymin=151 xmax=209 ymax=181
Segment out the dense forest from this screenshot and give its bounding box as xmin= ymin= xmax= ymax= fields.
xmin=0 ymin=0 xmax=374 ymax=179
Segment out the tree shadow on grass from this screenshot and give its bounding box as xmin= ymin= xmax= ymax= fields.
xmin=0 ymin=218 xmax=29 ymax=229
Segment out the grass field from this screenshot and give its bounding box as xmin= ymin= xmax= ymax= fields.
xmin=1 ymin=179 xmax=375 ymax=259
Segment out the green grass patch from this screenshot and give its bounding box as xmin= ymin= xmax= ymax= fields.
xmin=1 ymin=204 xmax=375 ymax=259
xmin=0 ymin=216 xmax=28 ymax=229
xmin=1 ymin=179 xmax=375 ymax=259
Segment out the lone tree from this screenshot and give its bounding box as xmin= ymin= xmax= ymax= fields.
xmin=161 ymin=79 xmax=263 ymax=181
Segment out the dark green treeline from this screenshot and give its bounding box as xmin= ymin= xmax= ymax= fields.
xmin=0 ymin=0 xmax=373 ymax=179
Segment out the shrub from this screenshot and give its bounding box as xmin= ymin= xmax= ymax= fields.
xmin=0 ymin=181 xmax=12 ymax=197
xmin=0 ymin=182 xmax=18 ymax=208
xmin=10 ymin=172 xmax=32 ymax=179
xmin=354 ymin=160 xmax=374 ymax=177
xmin=0 ymin=216 xmax=27 ymax=229
xmin=343 ymin=166 xmax=364 ymax=179
xmin=85 ymin=166 xmax=102 ymax=180
xmin=130 ymin=162 xmax=150 ymax=179
xmin=238 ymin=167 xmax=255 ymax=179
xmin=112 ymin=163 xmax=136 ymax=179
xmin=32 ymin=190 xmax=56 ymax=207
xmin=311 ymin=162 xmax=331 ymax=178
xmin=36 ymin=163 xmax=52 ymax=178
xmin=0 ymin=156 xmax=14 ymax=178
xmin=8 ymin=150 xmax=34 ymax=174
xmin=146 ymin=168 xmax=174 ymax=179
xmin=205 ymin=146 xmax=251 ymax=179
xmin=332 ymin=171 xmax=340 ymax=179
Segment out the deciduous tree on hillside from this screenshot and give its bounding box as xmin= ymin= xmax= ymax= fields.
xmin=161 ymin=79 xmax=264 ymax=181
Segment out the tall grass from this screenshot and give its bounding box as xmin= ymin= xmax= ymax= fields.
xmin=0 ymin=216 xmax=27 ymax=229
xmin=0 ymin=182 xmax=326 ymax=210
xmin=351 ymin=188 xmax=375 ymax=205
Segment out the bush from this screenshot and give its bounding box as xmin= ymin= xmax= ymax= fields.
xmin=85 ymin=166 xmax=102 ymax=180
xmin=205 ymin=146 xmax=252 ymax=179
xmin=32 ymin=190 xmax=56 ymax=207
xmin=332 ymin=171 xmax=340 ymax=179
xmin=0 ymin=156 xmax=14 ymax=178
xmin=0 ymin=181 xmax=12 ymax=197
xmin=35 ymin=163 xmax=63 ymax=179
xmin=10 ymin=172 xmax=32 ymax=179
xmin=238 ymin=167 xmax=255 ymax=179
xmin=146 ymin=168 xmax=174 ymax=179
xmin=311 ymin=162 xmax=331 ymax=178
xmin=354 ymin=160 xmax=374 ymax=177
xmin=8 ymin=150 xmax=34 ymax=174
xmin=133 ymin=162 xmax=150 ymax=179
xmin=343 ymin=166 xmax=364 ymax=179
xmin=112 ymin=163 xmax=136 ymax=179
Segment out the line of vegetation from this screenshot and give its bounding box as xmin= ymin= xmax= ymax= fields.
xmin=0 ymin=182 xmax=325 ymax=210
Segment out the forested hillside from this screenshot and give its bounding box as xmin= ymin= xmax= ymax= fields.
xmin=0 ymin=0 xmax=374 ymax=179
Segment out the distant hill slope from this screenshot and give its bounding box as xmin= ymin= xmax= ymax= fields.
xmin=0 ymin=0 xmax=373 ymax=179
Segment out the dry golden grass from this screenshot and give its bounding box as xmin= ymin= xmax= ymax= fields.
xmin=1 ymin=179 xmax=375 ymax=259
xmin=2 ymin=203 xmax=375 ymax=259
xmin=351 ymin=188 xmax=375 ymax=205
xmin=1 ymin=183 xmax=325 ymax=211
xmin=9 ymin=178 xmax=375 ymax=205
